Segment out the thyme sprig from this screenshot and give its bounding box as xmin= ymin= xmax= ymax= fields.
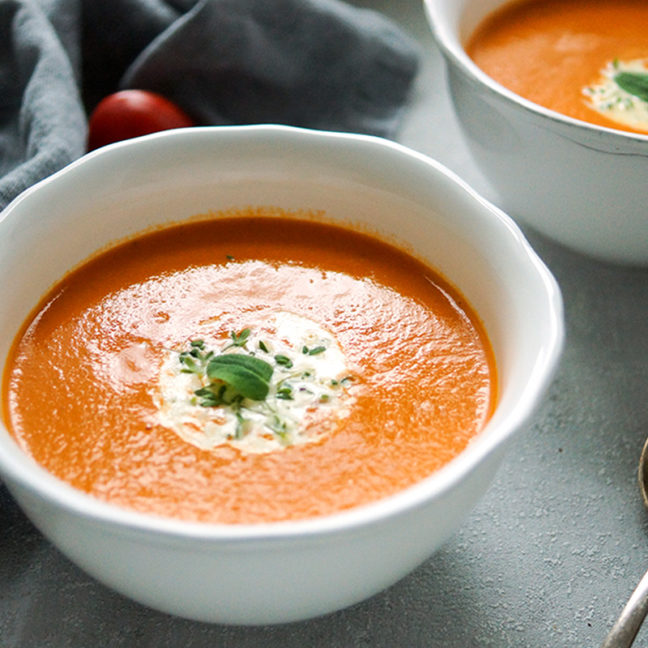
xmin=178 ymin=340 xmax=213 ymax=375
xmin=223 ymin=327 xmax=251 ymax=350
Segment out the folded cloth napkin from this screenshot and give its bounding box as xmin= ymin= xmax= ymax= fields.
xmin=0 ymin=0 xmax=419 ymax=210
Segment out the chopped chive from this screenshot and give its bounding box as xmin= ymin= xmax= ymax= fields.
xmin=234 ymin=410 xmax=245 ymax=439
xmin=276 ymin=386 xmax=294 ymax=400
xmin=302 ymin=344 xmax=326 ymax=355
xmin=274 ymin=354 xmax=293 ymax=368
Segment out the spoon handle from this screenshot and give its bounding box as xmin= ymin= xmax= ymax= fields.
xmin=600 ymin=568 xmax=648 ymax=647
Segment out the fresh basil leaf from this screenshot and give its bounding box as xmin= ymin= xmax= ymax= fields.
xmin=206 ymin=354 xmax=273 ymax=400
xmin=614 ymin=72 xmax=648 ymax=103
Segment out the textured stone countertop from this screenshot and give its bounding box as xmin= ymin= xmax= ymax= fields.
xmin=2 ymin=1 xmax=647 ymax=646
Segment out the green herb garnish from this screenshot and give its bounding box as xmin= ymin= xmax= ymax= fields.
xmin=226 ymin=328 xmax=251 ymax=349
xmin=304 ymin=345 xmax=326 ymax=356
xmin=173 ymin=326 xmax=351 ymax=447
xmin=274 ymin=354 xmax=293 ymax=368
xmin=179 ymin=342 xmax=213 ymax=374
xmin=233 ymin=409 xmax=246 ymax=439
xmin=206 ymin=353 xmax=273 ymax=401
xmin=614 ymin=72 xmax=648 ymax=103
xmin=268 ymin=414 xmax=289 ymax=441
xmin=179 ymin=354 xmax=202 ymax=374
xmin=276 ymin=383 xmax=294 ymax=400
xmin=194 ymin=383 xmax=228 ymax=407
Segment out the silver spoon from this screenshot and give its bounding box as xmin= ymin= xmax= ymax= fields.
xmin=600 ymin=437 xmax=648 ymax=647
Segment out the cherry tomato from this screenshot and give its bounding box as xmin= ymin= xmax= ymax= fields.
xmin=87 ymin=90 xmax=195 ymax=151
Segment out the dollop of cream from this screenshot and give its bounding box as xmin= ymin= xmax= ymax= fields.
xmin=583 ymin=59 xmax=648 ymax=131
xmin=153 ymin=312 xmax=356 ymax=454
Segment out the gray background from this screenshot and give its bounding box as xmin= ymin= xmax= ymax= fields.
xmin=2 ymin=1 xmax=647 ymax=645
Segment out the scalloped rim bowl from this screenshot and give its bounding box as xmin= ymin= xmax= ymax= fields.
xmin=0 ymin=125 xmax=563 ymax=624
xmin=424 ymin=0 xmax=648 ymax=265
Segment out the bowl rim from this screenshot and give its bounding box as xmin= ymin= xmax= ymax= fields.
xmin=423 ymin=0 xmax=648 ymax=149
xmin=0 ymin=124 xmax=564 ymax=544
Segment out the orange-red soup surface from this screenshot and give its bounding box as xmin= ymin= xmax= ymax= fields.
xmin=2 ymin=214 xmax=496 ymax=524
xmin=467 ymin=0 xmax=648 ymax=134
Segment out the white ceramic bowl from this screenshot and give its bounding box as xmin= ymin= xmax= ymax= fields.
xmin=424 ymin=0 xmax=648 ymax=266
xmin=0 ymin=125 xmax=563 ymax=625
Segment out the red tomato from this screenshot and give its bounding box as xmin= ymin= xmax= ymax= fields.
xmin=87 ymin=90 xmax=195 ymax=151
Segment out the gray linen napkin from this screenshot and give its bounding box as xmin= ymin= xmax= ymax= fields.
xmin=0 ymin=0 xmax=419 ymax=211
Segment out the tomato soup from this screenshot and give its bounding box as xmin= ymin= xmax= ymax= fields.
xmin=2 ymin=213 xmax=496 ymax=524
xmin=467 ymin=0 xmax=648 ymax=134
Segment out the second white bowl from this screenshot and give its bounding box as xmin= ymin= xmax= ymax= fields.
xmin=425 ymin=0 xmax=648 ymax=265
